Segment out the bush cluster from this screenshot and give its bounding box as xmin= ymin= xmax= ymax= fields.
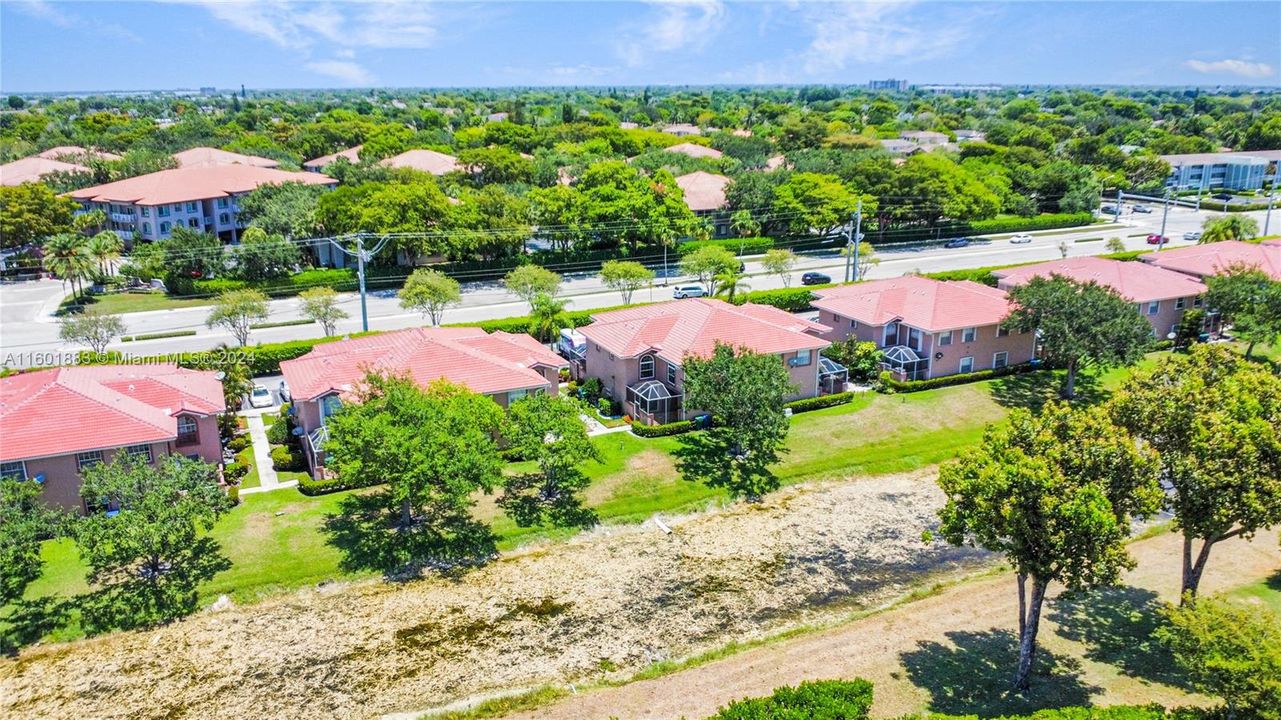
xmin=226 ymin=434 xmax=250 ymax=453
xmin=265 ymin=416 xmax=291 ymax=445
xmin=631 ymin=419 xmax=698 ymax=437
xmin=784 ymin=392 xmax=855 ymax=413
xmin=678 ymin=236 xmax=775 ymax=257
xmin=969 ymin=212 xmax=1096 ymax=235
xmin=298 ymin=471 xmax=380 ymax=496
xmin=734 ymin=286 xmax=825 ymax=312
xmin=269 ymin=444 xmax=305 ymax=472
xmin=879 ymin=362 xmax=1038 ymax=393
xmin=710 ymin=679 xmax=874 ymax=720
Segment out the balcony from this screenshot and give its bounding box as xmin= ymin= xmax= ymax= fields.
xmin=110 ymin=212 xmax=135 ymax=223
xmin=117 ymin=230 xmax=135 ymax=241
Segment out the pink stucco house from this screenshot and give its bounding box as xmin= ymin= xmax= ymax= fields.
xmin=279 ymin=327 xmax=565 ymax=474
xmin=575 ymin=298 xmax=836 ymax=425
xmin=993 ymin=256 xmax=1209 ymax=339
xmin=0 ymin=365 xmax=226 ymax=512
xmin=811 ymin=276 xmax=1037 ymax=381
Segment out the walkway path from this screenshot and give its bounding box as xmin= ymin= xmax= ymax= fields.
xmin=243 ymin=413 xmax=281 ymax=491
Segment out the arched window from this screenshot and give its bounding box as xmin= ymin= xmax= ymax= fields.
xmin=176 ymin=415 xmax=199 ymax=446
xmin=159 ymin=221 xmax=171 ymax=234
xmin=142 ymin=222 xmax=151 ymax=235
xmin=639 ymin=354 xmax=655 ymax=380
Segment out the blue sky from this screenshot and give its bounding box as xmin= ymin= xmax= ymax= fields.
xmin=2 ymin=1 xmax=1278 ymax=92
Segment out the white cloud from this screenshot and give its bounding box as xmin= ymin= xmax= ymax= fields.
xmin=305 ymin=59 xmax=375 ymax=86
xmin=799 ymin=1 xmax=974 ymax=74
xmin=1184 ymin=58 xmax=1275 ymax=79
xmin=181 ymin=0 xmax=437 ymax=50
xmin=617 ymin=0 xmax=727 ymax=67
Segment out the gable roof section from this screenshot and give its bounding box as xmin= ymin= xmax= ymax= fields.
xmin=0 ymin=365 xmax=225 ymax=462
xmin=172 ymin=147 xmax=280 ymax=169
xmin=994 ymin=256 xmax=1209 ymax=301
xmin=37 ymin=146 xmax=123 ymax=162
xmin=675 ymin=171 xmax=730 ymax=212
xmin=1139 ymin=241 xmax=1281 ymax=282
xmin=1 ymin=156 xmax=88 ymax=186
xmin=66 ymin=165 xmax=336 ymax=206
xmin=380 ymin=149 xmax=459 ymax=175
xmin=279 ymin=327 xmax=563 ymax=402
xmin=812 ymin=276 xmax=1014 ymax=333
xmin=580 ymin=298 xmax=829 ymax=363
xmin=665 ymin=142 xmax=723 ymax=160
xmin=303 ymin=145 xmax=363 ymax=170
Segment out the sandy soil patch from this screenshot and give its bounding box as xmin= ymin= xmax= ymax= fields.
xmin=0 ymin=472 xmax=987 ymax=720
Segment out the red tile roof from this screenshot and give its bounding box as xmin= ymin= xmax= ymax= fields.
xmin=1 ymin=156 xmax=87 ymax=186
xmin=1139 ymin=241 xmax=1281 ymax=282
xmin=380 ymin=149 xmax=459 ymax=175
xmin=675 ymin=171 xmax=730 ymax=212
xmin=994 ymin=256 xmax=1208 ymax=302
xmin=665 ymin=142 xmax=723 ymax=160
xmin=813 ymin=276 xmax=1014 ymax=332
xmin=0 ymin=365 xmax=225 ymax=462
xmin=36 ymin=146 xmax=122 ymax=162
xmin=66 ymin=165 xmax=336 ymax=206
xmin=580 ymin=298 xmax=829 ymax=363
xmin=303 ymin=145 xmax=363 ymax=170
xmin=279 ymin=327 xmax=564 ymax=402
xmin=172 ymin=147 xmax=280 ymax=169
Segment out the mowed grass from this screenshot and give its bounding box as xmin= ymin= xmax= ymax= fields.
xmin=9 ymin=361 xmax=1144 ymax=641
xmin=59 ymin=291 xmax=217 ymax=315
xmin=1228 ymin=570 xmax=1281 ymax=616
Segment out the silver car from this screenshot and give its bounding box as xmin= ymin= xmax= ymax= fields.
xmin=673 ymin=285 xmax=706 ymax=299
xmin=1010 ymin=234 xmax=1033 ymax=244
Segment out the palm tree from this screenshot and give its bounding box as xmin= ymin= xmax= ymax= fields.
xmin=730 ymin=210 xmax=760 ymax=239
xmin=528 ymin=293 xmax=569 ymax=343
xmin=43 ymin=233 xmax=94 ymax=301
xmin=713 ymin=270 xmax=750 ymax=303
xmin=1200 ymin=215 xmax=1259 ymax=243
xmin=86 ymin=231 xmax=123 ymax=277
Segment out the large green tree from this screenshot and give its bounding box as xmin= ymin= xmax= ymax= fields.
xmin=231 ymin=227 xmax=300 ymax=281
xmin=399 ymin=267 xmax=461 ymax=326
xmin=0 ymin=477 xmax=61 ymax=608
xmin=771 ymin=172 xmax=860 ymax=238
xmin=501 ymin=392 xmax=599 ymax=528
xmin=600 ymin=259 xmax=654 ymax=305
xmin=238 ymin=181 xmax=324 ymax=239
xmin=206 ymin=289 xmax=269 ymax=346
xmin=504 ymin=265 xmax=562 ymax=304
xmin=677 ymin=343 xmax=795 ymax=500
xmin=298 ymin=286 xmax=348 ymax=336
xmin=58 ymin=309 xmax=125 ymax=354
xmin=0 ymin=182 xmax=77 ymax=249
xmin=1201 ymin=214 xmax=1259 ymax=243
xmin=937 ymin=403 xmax=1162 ymax=690
xmin=1205 ymin=265 xmax=1281 ymax=358
xmin=680 ymin=244 xmax=739 ymax=295
xmin=1003 ymin=275 xmax=1153 ymax=398
xmin=1110 ymin=345 xmax=1281 ymax=599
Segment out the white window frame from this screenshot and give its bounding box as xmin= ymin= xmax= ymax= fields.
xmin=961 ymin=327 xmax=977 ymax=343
xmin=794 ymin=349 xmax=812 ymax=366
xmin=1146 ymin=301 xmax=1160 ymax=315
xmin=176 ymin=414 xmax=199 ymax=446
xmin=1175 ymin=297 xmax=1186 ymax=310
xmin=1193 ymin=296 xmax=1204 ymax=308
xmin=666 ymin=363 xmax=678 ymax=385
xmin=125 ymin=444 xmax=154 ymax=463
xmin=639 ymin=354 xmax=655 ymax=380
xmin=0 ymin=461 xmax=27 ymax=481
xmin=996 ymin=325 xmax=1010 ymax=338
xmin=507 ymin=388 xmax=528 ymax=405
xmin=76 ymin=450 xmax=104 ymax=471
xmin=849 ymin=318 xmax=858 ymax=329
xmin=938 ymin=330 xmax=953 ymax=347
xmin=993 ymin=351 xmax=1008 ymax=369
xmin=958 ymin=356 xmax=975 ymax=374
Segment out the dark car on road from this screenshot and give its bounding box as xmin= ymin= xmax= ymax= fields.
xmin=943 ymin=237 xmax=971 ymax=249
xmin=1100 ymin=206 xmax=1120 ymax=214
xmin=801 ymin=272 xmax=832 ymax=286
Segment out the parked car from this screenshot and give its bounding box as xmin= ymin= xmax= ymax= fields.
xmin=1100 ymin=206 xmax=1120 ymax=215
xmin=278 ymin=381 xmax=291 ymax=404
xmin=1212 ymin=193 xmax=1233 ymax=201
xmin=1146 ymin=234 xmax=1168 ymax=245
xmin=1131 ymin=204 xmax=1152 ymax=214
xmin=1010 ymin=234 xmax=1033 ymax=244
xmin=801 ymin=272 xmax=832 ymax=286
xmin=1183 ymin=231 xmax=1202 ymax=242
xmin=943 ymin=237 xmax=971 ymax=249
xmin=248 ymin=385 xmax=274 ymax=408
xmin=672 ymin=285 xmax=706 ymax=299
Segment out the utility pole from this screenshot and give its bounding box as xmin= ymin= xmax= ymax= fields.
xmin=851 ymin=199 xmax=864 ymax=282
xmin=327 ymin=233 xmax=391 ymax=333
xmin=1115 ymin=189 xmax=1123 ymax=217
xmin=1195 ymin=173 xmax=1206 ymax=212
xmin=842 ymin=201 xmax=863 ymax=284
xmin=1158 ymin=188 xmax=1171 ymax=251
xmin=1265 ymin=193 xmax=1276 ymax=236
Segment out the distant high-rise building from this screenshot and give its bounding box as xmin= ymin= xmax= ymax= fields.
xmin=199 ymin=87 xmax=217 ymax=96
xmin=868 ymin=79 xmax=909 ymax=92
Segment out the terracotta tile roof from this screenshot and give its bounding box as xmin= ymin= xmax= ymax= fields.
xmin=994 ymin=256 xmax=1209 ymax=302
xmin=1 ymin=156 xmax=88 ymax=186
xmin=765 ymin=155 xmax=787 ymax=171
xmin=279 ymin=327 xmax=563 ymax=402
xmin=36 ymin=146 xmax=122 ymax=162
xmin=0 ymin=365 xmax=225 ymax=462
xmin=66 ymin=165 xmax=336 ymax=206
xmin=380 ymin=149 xmax=459 ymax=175
xmin=172 ymin=147 xmax=280 ymax=169
xmin=580 ymin=299 xmax=829 ymax=363
xmin=812 ymin=276 xmax=1014 ymax=332
xmin=675 ymin=171 xmax=730 ymax=212
xmin=1139 ymin=241 xmax=1281 ymax=282
xmin=303 ymin=145 xmax=363 ymax=170
xmin=665 ymin=142 xmax=723 ymax=160
xmin=662 ymin=123 xmax=702 ymax=136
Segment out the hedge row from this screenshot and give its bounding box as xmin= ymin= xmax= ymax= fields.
xmin=784 ymin=392 xmax=855 ymax=413
xmin=631 ymin=419 xmax=698 ymax=437
xmin=679 ymin=236 xmax=775 ymax=257
xmin=734 ymin=285 xmax=829 ymax=312
xmin=879 ymin=362 xmax=1038 ymax=393
xmin=298 ymin=472 xmax=380 ymax=496
xmin=172 ymin=268 xmax=357 ymax=297
xmin=710 ymin=679 xmax=874 ymax=720
xmin=969 ymin=212 xmax=1096 ymax=235
xmin=121 ymin=329 xmax=198 ymax=342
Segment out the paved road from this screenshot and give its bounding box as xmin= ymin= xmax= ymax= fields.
xmin=0 ymin=205 xmax=1270 ymax=367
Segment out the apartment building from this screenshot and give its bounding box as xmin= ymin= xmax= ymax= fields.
xmin=1161 ymin=150 xmax=1281 ymax=191
xmin=66 ymin=164 xmax=336 ymax=244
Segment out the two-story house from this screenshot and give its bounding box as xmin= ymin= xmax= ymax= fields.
xmin=0 ymin=365 xmax=225 ymax=512
xmin=66 ymin=164 xmax=336 ymax=245
xmin=993 ymin=256 xmax=1210 ymax=339
xmin=575 ymin=298 xmax=837 ymax=425
xmin=675 ymin=171 xmax=732 ymax=238
xmin=279 ymin=327 xmax=565 ymax=475
xmin=1139 ymin=239 xmax=1281 ymax=282
xmin=811 ymin=276 xmax=1036 ymax=381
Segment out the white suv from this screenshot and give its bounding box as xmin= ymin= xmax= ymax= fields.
xmin=673 ymin=285 xmax=706 ymax=299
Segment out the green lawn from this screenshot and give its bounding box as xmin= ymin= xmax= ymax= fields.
xmin=59 ymin=290 xmax=217 ymax=315
xmin=1228 ymin=570 xmax=1281 ymax=616
xmin=6 ymin=361 xmax=1147 ymax=645
xmin=236 ymin=445 xmax=261 ymax=490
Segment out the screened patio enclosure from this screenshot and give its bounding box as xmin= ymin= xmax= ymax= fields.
xmin=627 ymin=380 xmax=683 ymax=425
xmin=818 ymin=356 xmax=849 ymax=393
xmin=881 ymin=345 xmax=929 ymax=381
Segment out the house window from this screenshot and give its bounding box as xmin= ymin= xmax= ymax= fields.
xmin=962 ymin=327 xmax=976 ymax=343
xmin=1146 ymin=301 xmax=1160 ymax=315
xmin=1193 ymin=296 xmax=1204 ymax=308
xmin=938 ymin=330 xmax=953 ymax=346
xmin=125 ymin=444 xmax=153 ymax=463
xmin=176 ymin=415 xmax=199 ymax=446
xmin=993 ymin=351 xmax=1008 ymax=369
xmin=639 ymin=354 xmax=655 ymax=380
xmin=188 ymin=218 xmax=200 ymax=228
xmin=0 ymin=461 xmax=26 ymax=481
xmin=159 ymin=221 xmax=171 ymax=234
xmin=76 ymin=450 xmax=104 ymax=471
xmin=959 ymin=356 xmax=975 ymax=374
xmin=849 ymin=319 xmax=858 ymax=329
xmin=142 ymin=222 xmax=151 ymax=235
xmin=996 ymin=325 xmax=1010 ymax=338
xmin=507 ymin=388 xmax=528 ymax=405
xmin=796 ymin=349 xmax=812 ymax=366
xmin=320 ymin=395 xmax=342 ymax=424
xmin=141 ymin=207 xmax=150 ymax=217
xmin=219 ymin=213 xmax=230 ymax=224
xmin=1175 ymin=297 xmax=1186 ymax=310
xmin=187 ymin=202 xmax=198 ymax=213
xmin=158 ymin=205 xmax=170 ymax=217
xmin=217 ymin=198 xmax=229 ymax=209
xmin=667 ymin=363 xmax=678 ymax=385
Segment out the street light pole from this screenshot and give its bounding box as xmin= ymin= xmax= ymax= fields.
xmin=1158 ymin=189 xmax=1171 ymax=251
xmin=355 ymin=235 xmax=370 ymax=332
xmin=1115 ymin=188 xmax=1123 ymax=217
xmin=1266 ymin=193 xmax=1276 ymax=236
xmin=851 ymin=198 xmax=864 ymax=282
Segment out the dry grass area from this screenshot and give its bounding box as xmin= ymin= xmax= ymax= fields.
xmin=0 ymin=472 xmax=988 ymax=720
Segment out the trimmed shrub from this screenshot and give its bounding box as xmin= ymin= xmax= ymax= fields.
xmin=969 ymin=212 xmax=1096 ymax=235
xmin=266 ymin=417 xmax=290 ymax=446
xmin=226 ymin=434 xmax=250 ymax=453
xmin=631 ymin=419 xmax=698 ymax=437
xmin=709 ymin=679 xmax=874 ymax=720
xmin=270 ymin=444 xmax=305 ymax=472
xmin=223 ymin=460 xmax=249 ymax=483
xmin=679 ymin=236 xmax=775 ymax=257
xmin=298 ymin=471 xmax=382 ymax=496
xmin=879 ymin=362 xmax=1038 ymax=393
xmin=785 ymin=392 xmax=854 ymax=413
xmin=121 ymin=329 xmax=198 ymax=342
xmin=735 ymin=286 xmax=826 ymax=312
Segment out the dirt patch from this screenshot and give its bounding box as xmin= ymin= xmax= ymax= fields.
xmin=0 ymin=472 xmax=987 ymax=720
